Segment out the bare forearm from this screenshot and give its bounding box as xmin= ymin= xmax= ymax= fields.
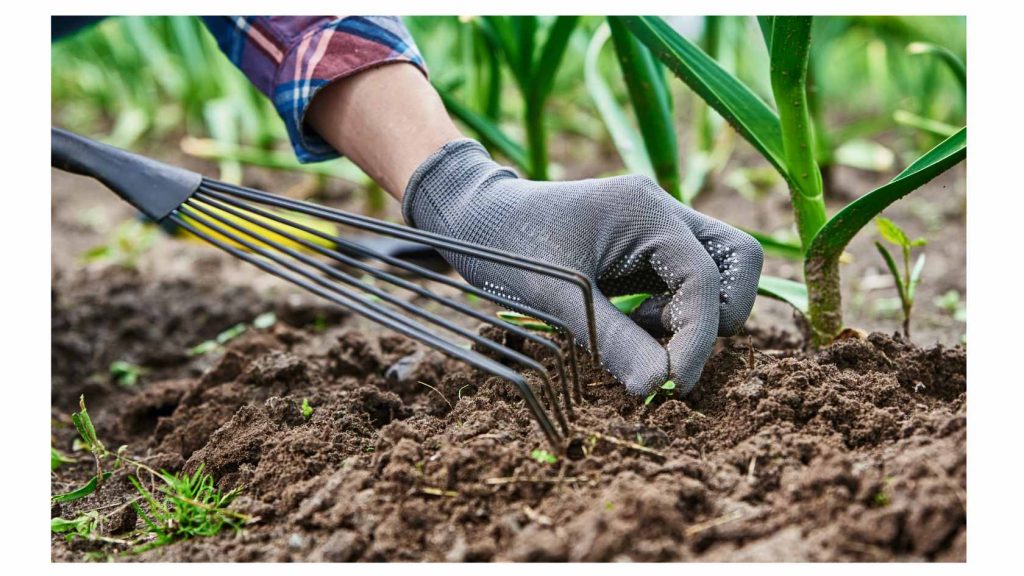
xmin=306 ymin=63 xmax=462 ymax=200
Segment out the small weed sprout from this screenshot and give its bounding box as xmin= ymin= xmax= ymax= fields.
xmin=52 ymin=446 xmax=75 ymax=471
xmin=874 ymin=216 xmax=927 ymax=338
xmin=645 ymin=380 xmax=676 ymax=405
xmin=129 ymin=463 xmax=247 ymax=553
xmin=54 ymin=395 xmax=250 ymax=554
xmin=109 ymin=360 xmax=145 ymax=387
xmin=530 ymin=449 xmax=558 ymax=465
xmin=934 ymin=289 xmax=966 ymax=322
xmin=80 ymin=220 xmax=160 ymax=269
xmin=187 ymin=322 xmax=247 ymax=356
xmin=300 ymin=398 xmax=313 ymax=421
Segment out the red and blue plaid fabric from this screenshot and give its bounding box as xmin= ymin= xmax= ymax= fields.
xmin=201 ymin=16 xmax=427 ymax=163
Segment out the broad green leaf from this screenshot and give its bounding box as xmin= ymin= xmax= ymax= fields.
xmin=744 ymin=228 xmax=803 ymax=261
xmin=757 ymin=275 xmax=808 ymax=314
xmin=616 ymin=16 xmax=788 ymax=178
xmin=610 ymin=293 xmax=653 ymax=315
xmin=435 ymin=84 xmax=531 ymax=171
xmin=808 ymin=127 xmax=966 ymax=262
xmin=875 ymin=241 xmax=906 ymax=299
xmin=907 ymin=42 xmax=966 ymax=93
xmin=52 ymin=472 xmax=112 ymax=503
xmin=584 ymin=23 xmax=655 ymax=176
xmin=608 ymin=17 xmax=682 ymax=201
xmin=52 ymin=447 xmax=75 ymax=471
xmin=908 ymin=253 xmax=927 ymax=301
xmin=876 ymin=216 xmax=910 ymax=247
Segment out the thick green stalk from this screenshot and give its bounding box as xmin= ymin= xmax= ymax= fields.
xmin=769 ymin=17 xmax=826 ymax=250
xmin=769 ymin=17 xmax=835 ymax=343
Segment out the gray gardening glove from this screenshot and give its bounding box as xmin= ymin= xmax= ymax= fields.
xmin=403 ymin=139 xmax=763 ymax=396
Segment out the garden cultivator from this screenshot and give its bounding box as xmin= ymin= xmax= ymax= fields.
xmin=51 ymin=127 xmax=599 ymax=449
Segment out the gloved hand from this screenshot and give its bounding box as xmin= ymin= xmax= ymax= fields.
xmin=403 ymin=139 xmax=763 ymax=395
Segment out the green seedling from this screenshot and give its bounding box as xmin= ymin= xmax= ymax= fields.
xmin=53 ymin=472 xmax=113 ymax=503
xmin=187 ymin=322 xmax=247 ymax=356
xmin=644 ymin=379 xmax=676 ymax=405
xmin=301 ymin=398 xmax=313 ymax=421
xmin=530 ymin=449 xmax=558 ymax=465
xmin=57 ymin=395 xmax=249 ymax=554
xmin=874 ymin=216 xmax=927 ymax=338
xmin=109 ymin=360 xmax=145 ymax=387
xmin=616 ymin=16 xmax=965 ymax=345
xmin=498 ymin=293 xmax=651 ymax=332
xmin=51 ymin=512 xmax=102 ymax=542
xmin=129 ymin=463 xmax=248 ymax=553
xmin=80 ymin=220 xmax=160 ymax=269
xmin=252 ymin=312 xmax=277 ymax=329
xmin=72 ymin=395 xmax=109 ymax=481
xmin=52 ymin=446 xmax=76 ymax=471
xmin=934 ymin=289 xmax=966 ymax=323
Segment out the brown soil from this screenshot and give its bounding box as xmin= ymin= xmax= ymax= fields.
xmin=51 ymin=270 xmax=965 ymax=562
xmin=51 ymin=136 xmax=966 ymax=562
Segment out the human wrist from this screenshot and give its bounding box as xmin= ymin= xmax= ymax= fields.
xmin=401 ymin=139 xmax=517 ymax=228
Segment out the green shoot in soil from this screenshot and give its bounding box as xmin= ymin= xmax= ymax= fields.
xmin=187 ymin=322 xmax=247 ymax=356
xmin=129 ymin=463 xmax=247 ymax=553
xmin=109 ymin=360 xmax=145 ymax=387
xmin=530 ymin=449 xmax=558 ymax=465
xmin=52 ymin=446 xmax=76 ymax=471
xmin=80 ymin=220 xmax=160 ymax=270
xmin=498 ymin=293 xmax=651 ymax=332
xmin=301 ymin=398 xmax=313 ymax=421
xmin=934 ymin=289 xmax=966 ymax=323
xmin=644 ymin=379 xmax=676 ymax=405
xmin=54 ymin=395 xmax=250 ymax=555
xmin=874 ymin=216 xmax=927 ymax=338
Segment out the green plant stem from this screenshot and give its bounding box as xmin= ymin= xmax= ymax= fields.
xmin=805 ymin=256 xmax=842 ymax=344
xmin=525 ymin=97 xmax=548 ymax=180
xmin=769 ymin=17 xmax=827 ymax=251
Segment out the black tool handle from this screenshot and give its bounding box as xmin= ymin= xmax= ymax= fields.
xmin=51 ymin=127 xmax=202 ymax=221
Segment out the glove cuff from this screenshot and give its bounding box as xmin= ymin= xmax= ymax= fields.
xmin=401 ymin=138 xmax=516 ymax=228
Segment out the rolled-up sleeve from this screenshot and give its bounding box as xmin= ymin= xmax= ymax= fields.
xmin=202 ymin=16 xmax=428 ymax=163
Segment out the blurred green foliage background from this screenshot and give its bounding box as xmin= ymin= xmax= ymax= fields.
xmin=51 ymin=16 xmax=965 ymax=193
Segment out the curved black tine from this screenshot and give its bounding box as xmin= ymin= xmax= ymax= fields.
xmin=180 ymin=199 xmax=570 ymax=433
xmin=197 ymin=187 xmax=584 ymax=406
xmin=168 ymin=213 xmax=564 ymax=448
xmin=188 ymin=192 xmax=576 ymax=421
xmin=202 ymin=179 xmax=602 ymax=366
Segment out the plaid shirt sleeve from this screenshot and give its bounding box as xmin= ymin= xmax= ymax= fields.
xmin=201 ymin=16 xmax=427 ymax=163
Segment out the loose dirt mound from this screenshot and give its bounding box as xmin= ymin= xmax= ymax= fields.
xmin=51 ymin=275 xmax=965 ymax=562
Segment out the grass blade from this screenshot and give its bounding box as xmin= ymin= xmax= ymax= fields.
xmin=616 ymin=16 xmax=788 ymax=177
xmin=808 ymin=127 xmax=966 ymax=262
xmin=874 ymin=242 xmax=906 ymax=298
xmin=744 ymin=229 xmax=804 ymax=261
xmin=52 ymin=472 xmax=112 ymax=503
xmin=907 ymin=42 xmax=966 ymax=93
xmin=757 ymin=275 xmax=808 ymax=314
xmin=533 ymin=16 xmax=579 ymax=100
xmin=608 ymin=17 xmax=682 ymax=201
xmin=584 ymin=23 xmax=655 ymax=176
xmin=435 ymin=84 xmax=530 ymax=171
